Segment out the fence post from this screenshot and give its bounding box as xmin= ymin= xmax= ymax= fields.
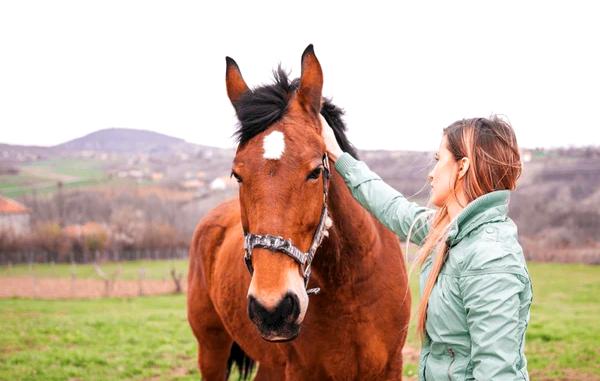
xmin=94 ymin=263 xmax=121 ymax=297
xmin=29 ymin=261 xmax=37 ymax=298
xmin=170 ymin=267 xmax=183 ymax=294
xmin=70 ymin=273 xmax=77 ymax=297
xmin=138 ymin=268 xmax=146 ymax=296
xmin=70 ymin=263 xmax=77 ymax=297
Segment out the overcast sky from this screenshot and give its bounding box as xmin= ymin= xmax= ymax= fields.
xmin=1 ymin=1 xmax=599 ymax=151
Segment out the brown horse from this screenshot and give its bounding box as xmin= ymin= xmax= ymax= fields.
xmin=187 ymin=45 xmax=411 ymax=380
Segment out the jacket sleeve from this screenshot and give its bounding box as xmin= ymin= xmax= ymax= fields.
xmin=334 ymin=152 xmax=433 ymax=246
xmin=459 ymin=272 xmax=528 ymax=380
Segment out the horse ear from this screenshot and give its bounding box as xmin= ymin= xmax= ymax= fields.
xmin=297 ymin=44 xmax=323 ymax=114
xmin=225 ymin=56 xmax=249 ymax=105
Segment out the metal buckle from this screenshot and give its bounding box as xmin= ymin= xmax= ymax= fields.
xmin=322 ymin=153 xmax=330 ymax=176
xmin=306 ymin=288 xmax=320 ymax=295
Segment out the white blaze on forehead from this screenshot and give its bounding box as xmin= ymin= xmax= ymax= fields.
xmin=262 ymin=130 xmax=285 ymax=160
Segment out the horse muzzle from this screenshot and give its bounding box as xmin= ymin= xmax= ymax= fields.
xmin=248 ymin=292 xmax=302 ymax=342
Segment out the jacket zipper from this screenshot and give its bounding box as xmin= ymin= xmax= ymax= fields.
xmin=447 ymin=348 xmax=456 ymax=381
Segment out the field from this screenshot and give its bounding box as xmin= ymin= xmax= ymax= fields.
xmin=0 ymin=158 xmax=109 ymax=197
xmin=0 ymin=261 xmax=599 ymax=380
xmin=0 ymin=296 xmax=199 ymax=380
xmin=0 ymin=260 xmax=188 ymax=281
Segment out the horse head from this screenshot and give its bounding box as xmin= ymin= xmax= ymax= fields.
xmin=226 ymin=45 xmax=348 ymax=342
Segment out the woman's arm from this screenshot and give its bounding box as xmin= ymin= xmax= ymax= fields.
xmin=320 ymin=115 xmax=433 ymax=245
xmin=334 ymin=153 xmax=433 ymax=245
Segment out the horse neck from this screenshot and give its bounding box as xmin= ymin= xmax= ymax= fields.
xmin=313 ymin=167 xmax=379 ymax=287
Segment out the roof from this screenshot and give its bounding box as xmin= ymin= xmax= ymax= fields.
xmin=0 ymin=196 xmax=29 ymax=214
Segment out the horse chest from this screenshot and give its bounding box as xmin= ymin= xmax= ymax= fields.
xmin=286 ymin=309 xmax=392 ymax=378
xmin=288 ymin=337 xmax=390 ymax=380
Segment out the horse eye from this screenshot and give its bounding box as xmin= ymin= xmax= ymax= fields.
xmin=307 ymin=167 xmax=322 ymax=180
xmin=230 ymin=171 xmax=242 ymax=183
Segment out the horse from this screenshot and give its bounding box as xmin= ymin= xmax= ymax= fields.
xmin=187 ymin=45 xmax=411 ymax=380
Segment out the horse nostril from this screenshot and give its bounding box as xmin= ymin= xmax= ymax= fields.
xmin=247 ymin=295 xmax=258 ymax=321
xmin=281 ymin=293 xmax=300 ymax=322
xmin=279 ymin=294 xmax=294 ymax=318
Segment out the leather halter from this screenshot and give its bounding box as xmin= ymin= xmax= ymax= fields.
xmin=242 ymin=153 xmax=331 ymax=296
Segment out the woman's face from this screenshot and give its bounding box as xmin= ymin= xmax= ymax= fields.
xmin=428 ymin=135 xmax=460 ymax=207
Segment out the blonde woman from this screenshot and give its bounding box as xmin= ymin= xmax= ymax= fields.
xmin=321 ymin=115 xmax=533 ymax=380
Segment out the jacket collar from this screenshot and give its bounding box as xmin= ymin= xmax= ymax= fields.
xmin=445 ymin=190 xmax=510 ymax=247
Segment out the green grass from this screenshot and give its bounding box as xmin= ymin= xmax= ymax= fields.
xmin=0 ymin=296 xmax=199 ymax=380
xmin=1 ymin=259 xmax=189 ymax=281
xmin=524 ymin=263 xmax=600 ymax=379
xmin=24 ymin=158 xmax=106 ymax=179
xmin=0 ymin=158 xmax=111 ymax=197
xmin=0 ymin=261 xmax=599 ymax=380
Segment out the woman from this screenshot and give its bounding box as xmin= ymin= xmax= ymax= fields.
xmin=320 ymin=115 xmax=533 ymax=380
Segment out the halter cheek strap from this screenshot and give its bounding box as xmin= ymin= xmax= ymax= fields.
xmin=242 ymin=153 xmax=331 ymax=296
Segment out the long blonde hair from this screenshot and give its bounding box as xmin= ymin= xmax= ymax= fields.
xmin=410 ymin=115 xmax=523 ymax=338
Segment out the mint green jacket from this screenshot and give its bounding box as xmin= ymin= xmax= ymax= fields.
xmin=334 ymin=152 xmax=533 ymax=381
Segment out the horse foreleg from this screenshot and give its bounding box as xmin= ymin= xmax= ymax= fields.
xmin=188 ymin=289 xmax=234 ymax=380
xmin=194 ymin=332 xmax=233 ymax=381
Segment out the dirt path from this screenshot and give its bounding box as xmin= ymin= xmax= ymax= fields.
xmin=0 ymin=277 xmax=187 ymax=299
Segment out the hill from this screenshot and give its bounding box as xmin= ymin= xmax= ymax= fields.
xmin=55 ymin=128 xmax=191 ymax=154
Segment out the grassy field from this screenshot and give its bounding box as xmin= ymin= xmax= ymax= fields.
xmin=0 ymin=158 xmax=111 ymax=197
xmin=0 ymin=261 xmax=599 ymax=380
xmin=1 ymin=259 xmax=189 ymax=281
xmin=522 ymin=263 xmax=600 ymax=380
xmin=0 ymin=296 xmax=200 ymax=380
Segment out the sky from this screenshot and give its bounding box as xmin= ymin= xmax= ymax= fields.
xmin=1 ymin=1 xmax=599 ymax=152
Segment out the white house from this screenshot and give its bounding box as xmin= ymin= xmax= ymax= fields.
xmin=0 ymin=196 xmax=31 ymax=236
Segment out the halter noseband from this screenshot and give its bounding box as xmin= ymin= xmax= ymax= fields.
xmin=242 ymin=152 xmax=331 ymax=296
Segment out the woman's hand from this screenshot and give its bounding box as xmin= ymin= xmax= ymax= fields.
xmin=319 ymin=114 xmax=344 ymax=161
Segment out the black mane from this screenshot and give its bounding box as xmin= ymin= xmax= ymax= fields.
xmin=231 ymin=67 xmax=359 ymax=160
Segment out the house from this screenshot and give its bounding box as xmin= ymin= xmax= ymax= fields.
xmin=209 ymin=175 xmax=237 ymax=191
xmin=0 ymin=196 xmax=31 ymax=236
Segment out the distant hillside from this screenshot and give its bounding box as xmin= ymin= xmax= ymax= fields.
xmin=54 ymin=128 xmax=191 ymax=154
xmin=0 ymin=143 xmax=55 ymax=166
xmin=2 ymin=127 xmax=600 ymax=263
